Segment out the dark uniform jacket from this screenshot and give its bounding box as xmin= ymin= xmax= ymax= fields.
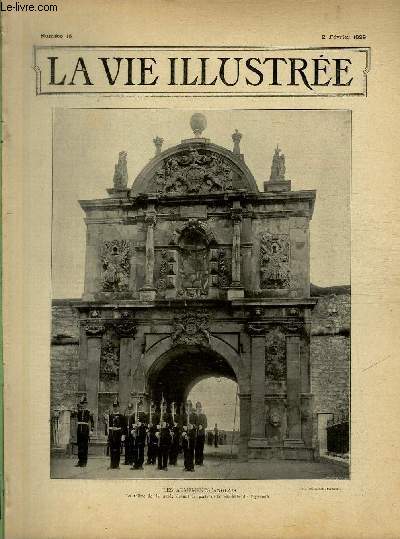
xmin=124 ymin=412 xmax=135 ymax=435
xmin=76 ymin=409 xmax=94 ymax=436
xmin=196 ymin=412 xmax=207 ymax=437
xmin=108 ymin=412 xmax=124 ymax=438
xmin=159 ymin=426 xmax=172 ymax=447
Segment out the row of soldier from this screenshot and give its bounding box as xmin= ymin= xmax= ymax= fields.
xmin=75 ymin=396 xmax=208 ymax=472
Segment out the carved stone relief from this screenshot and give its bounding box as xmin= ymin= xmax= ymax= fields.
xmin=260 ymin=233 xmax=290 ymax=289
xmin=151 ymin=148 xmax=237 ymax=195
xmin=83 ymin=320 xmax=106 ymax=336
xmin=156 ymin=249 xmax=178 ymax=297
xmin=265 ymin=399 xmax=287 ymax=442
xmin=177 ymin=223 xmax=209 ymax=298
xmin=156 ymin=250 xmax=169 ymax=296
xmin=210 ymin=248 xmax=231 ymax=288
xmin=265 ymin=327 xmax=287 ymax=381
xmin=101 ymin=240 xmax=130 ymax=292
xmin=100 ymin=337 xmax=120 ymax=381
xmin=172 ymin=310 xmax=210 ymax=346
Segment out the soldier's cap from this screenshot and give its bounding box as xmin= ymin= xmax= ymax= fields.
xmin=113 ymin=398 xmax=120 ymax=407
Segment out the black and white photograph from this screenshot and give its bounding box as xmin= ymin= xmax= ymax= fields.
xmin=50 ymin=109 xmax=350 ymax=480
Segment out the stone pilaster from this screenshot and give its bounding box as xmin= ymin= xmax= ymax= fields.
xmin=238 ymin=393 xmax=251 ymax=459
xmin=140 ymin=207 xmax=157 ymax=301
xmin=228 ymin=203 xmax=244 ymax=299
xmin=78 ymin=324 xmax=88 ymax=392
xmin=114 ymin=316 xmax=137 ymax=410
xmin=247 ymin=321 xmax=267 ymax=439
xmin=130 ymin=330 xmax=146 ymax=398
xmin=284 ymin=331 xmax=303 ymax=445
xmin=83 ymin=320 xmax=105 ymax=433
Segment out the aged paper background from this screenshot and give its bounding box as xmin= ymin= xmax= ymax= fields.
xmin=3 ymin=1 xmax=400 ymax=538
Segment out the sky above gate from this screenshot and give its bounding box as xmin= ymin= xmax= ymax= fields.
xmin=52 ymin=108 xmax=351 ymax=297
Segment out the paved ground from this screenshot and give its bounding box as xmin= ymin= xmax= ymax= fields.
xmin=51 ymin=445 xmax=349 ymax=480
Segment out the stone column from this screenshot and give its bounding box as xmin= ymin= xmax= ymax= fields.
xmin=247 ymin=322 xmax=266 ymax=439
xmin=238 ymin=393 xmax=251 ymax=459
xmin=228 ymin=203 xmax=244 ymax=300
xmin=232 ymin=215 xmax=241 ymax=285
xmin=131 ymin=332 xmax=146 ymax=398
xmin=284 ymin=332 xmax=303 ymax=445
xmin=84 ymin=321 xmax=105 ymax=433
xmin=78 ymin=324 xmax=88 ymax=393
xmin=115 ymin=316 xmax=137 ymax=410
xmin=140 ymin=207 xmax=157 ymax=301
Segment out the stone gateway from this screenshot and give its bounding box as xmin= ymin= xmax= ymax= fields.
xmin=54 ymin=114 xmax=324 ymax=461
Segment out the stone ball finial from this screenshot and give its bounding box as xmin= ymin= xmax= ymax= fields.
xmin=190 ymin=113 xmax=207 ymax=137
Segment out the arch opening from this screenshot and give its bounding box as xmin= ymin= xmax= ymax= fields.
xmin=146 ymin=344 xmax=237 ymax=413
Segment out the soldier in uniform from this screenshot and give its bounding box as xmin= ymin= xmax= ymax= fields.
xmin=157 ymin=420 xmax=172 ymax=471
xmin=74 ymin=396 xmax=94 ymax=467
xmin=108 ymin=398 xmax=124 ymax=469
xmin=187 ymin=400 xmax=198 ymax=427
xmin=132 ymin=401 xmax=147 ymax=470
xmin=146 ymin=402 xmax=159 ymax=465
xmin=169 ymin=418 xmax=180 ymax=466
xmin=182 ymin=422 xmax=196 ymax=472
xmin=194 ymin=401 xmax=207 ymax=466
xmin=123 ymin=402 xmax=135 ymax=466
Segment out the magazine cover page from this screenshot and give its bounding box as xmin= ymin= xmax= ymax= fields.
xmin=2 ymin=1 xmax=400 ymax=538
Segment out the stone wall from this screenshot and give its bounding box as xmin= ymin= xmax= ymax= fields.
xmin=51 ymin=301 xmax=80 ymax=411
xmin=310 ymin=287 xmax=350 ymax=422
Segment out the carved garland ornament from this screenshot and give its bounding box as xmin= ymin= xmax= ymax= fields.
xmin=151 ymin=148 xmax=236 ymax=195
xmin=100 ymin=240 xmax=131 ymax=292
xmin=260 ymin=232 xmax=290 ymax=289
xmin=172 ymin=310 xmax=210 ymax=346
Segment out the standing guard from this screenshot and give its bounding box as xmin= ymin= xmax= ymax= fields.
xmin=74 ymin=396 xmax=94 ymax=468
xmin=157 ymin=399 xmax=171 ymax=471
xmin=194 ymin=401 xmax=207 ymax=465
xmin=132 ymin=401 xmax=147 ymax=470
xmin=108 ymin=398 xmax=124 ymax=469
xmin=123 ymin=402 xmax=135 ymax=466
xmin=182 ymin=422 xmax=196 ymax=472
xmin=157 ymin=420 xmax=172 ymax=471
xmin=187 ymin=400 xmax=198 ymax=427
xmin=169 ymin=403 xmax=180 ymax=466
xmin=146 ymin=402 xmax=158 ymax=465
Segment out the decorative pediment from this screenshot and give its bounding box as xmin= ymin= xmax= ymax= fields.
xmin=150 ymin=147 xmax=238 ymax=195
xmin=130 ymin=142 xmax=259 ymax=196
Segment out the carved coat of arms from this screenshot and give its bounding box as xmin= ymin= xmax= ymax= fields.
xmin=152 ymin=148 xmax=235 ymax=195
xmin=172 ymin=310 xmax=210 ymax=346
